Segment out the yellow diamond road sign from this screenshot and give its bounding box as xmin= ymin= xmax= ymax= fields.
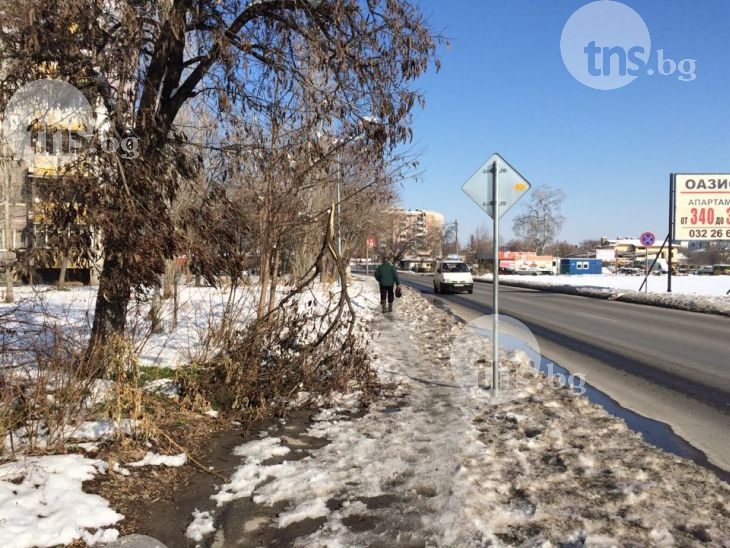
xmin=462 ymin=153 xmax=531 ymax=219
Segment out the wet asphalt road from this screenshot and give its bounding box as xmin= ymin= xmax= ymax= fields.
xmin=396 ymin=271 xmax=730 ymax=471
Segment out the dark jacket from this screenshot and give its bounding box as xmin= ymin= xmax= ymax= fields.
xmin=375 ymin=261 xmax=400 ymax=287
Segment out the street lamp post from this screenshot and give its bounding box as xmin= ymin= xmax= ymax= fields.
xmin=331 ymin=130 xmax=366 ymax=282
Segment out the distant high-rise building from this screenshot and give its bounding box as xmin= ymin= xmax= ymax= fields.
xmin=384 ymin=208 xmax=444 ymax=258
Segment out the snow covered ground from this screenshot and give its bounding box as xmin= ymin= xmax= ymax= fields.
xmin=0 ymin=284 xmax=247 ymax=369
xmin=0 ymin=450 xmax=187 ymax=547
xmin=1 ymin=278 xmax=729 ymax=546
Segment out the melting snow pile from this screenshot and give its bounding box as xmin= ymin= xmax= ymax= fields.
xmin=0 ymin=455 xmax=123 ymax=547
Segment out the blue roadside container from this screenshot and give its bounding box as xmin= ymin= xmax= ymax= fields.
xmin=560 ymin=258 xmax=602 ymax=275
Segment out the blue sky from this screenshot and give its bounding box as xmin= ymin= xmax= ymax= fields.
xmin=401 ymin=0 xmax=730 ymax=244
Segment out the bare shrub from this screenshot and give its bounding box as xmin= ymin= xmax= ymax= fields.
xmin=193 ymin=285 xmax=258 ymax=364
xmin=1 ymin=320 xmax=101 ymax=456
xmin=178 ymin=288 xmax=374 ymax=418
xmin=0 ymin=296 xmax=155 ymax=458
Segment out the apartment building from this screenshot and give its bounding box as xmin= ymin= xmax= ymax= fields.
xmin=379 ymin=208 xmax=444 ymax=267
xmin=1 ymin=77 xmax=101 ymax=284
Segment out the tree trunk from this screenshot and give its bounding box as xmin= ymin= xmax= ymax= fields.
xmin=90 ymin=254 xmax=131 ymax=346
xmin=267 ymin=245 xmax=280 ymax=315
xmin=162 ymin=258 xmax=175 ymax=299
xmin=3 ymin=154 xmax=13 ymax=303
xmin=257 ymin=247 xmax=270 ymax=319
xmin=148 ymin=291 xmax=164 ymax=334
xmin=58 ymin=254 xmax=69 ymax=289
xmin=172 ymin=267 xmax=178 ymax=330
xmin=3 ymin=260 xmax=12 ymax=303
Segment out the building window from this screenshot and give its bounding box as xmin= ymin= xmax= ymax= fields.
xmin=0 ymin=230 xmax=23 ymax=250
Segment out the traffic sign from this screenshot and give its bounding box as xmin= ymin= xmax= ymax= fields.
xmin=462 ymin=153 xmax=531 ymax=219
xmin=461 ymin=152 xmax=532 ymax=396
xmin=640 ymin=231 xmax=656 ymax=247
xmin=367 ymin=238 xmax=375 ymax=248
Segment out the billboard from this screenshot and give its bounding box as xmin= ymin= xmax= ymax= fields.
xmin=498 ymin=252 xmax=554 ymax=273
xmin=672 ymin=174 xmax=730 ymax=241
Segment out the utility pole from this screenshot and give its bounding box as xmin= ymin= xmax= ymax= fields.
xmin=455 ymin=219 xmax=459 ymax=258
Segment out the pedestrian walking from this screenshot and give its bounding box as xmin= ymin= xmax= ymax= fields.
xmin=374 ymin=255 xmax=400 ymax=313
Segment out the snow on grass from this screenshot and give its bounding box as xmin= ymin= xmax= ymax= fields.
xmin=0 ymin=278 xmax=376 ymax=545
xmin=0 ymin=454 xmax=123 ymax=548
xmin=135 ymin=284 xmax=251 ymax=368
xmin=3 ymin=419 xmax=141 ymax=456
xmin=65 ymin=419 xmax=140 ymax=442
xmin=0 ymin=283 xmax=248 ymax=371
xmin=0 ymin=278 xmax=374 ymax=371
xmin=474 ymin=272 xmax=730 ymax=295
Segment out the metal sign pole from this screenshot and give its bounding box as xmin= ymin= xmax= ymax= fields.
xmin=492 ymin=159 xmax=499 ymax=394
xmin=668 ymin=174 xmax=674 ymax=293
xmin=366 ymin=241 xmax=369 ymax=276
xmin=639 ymin=235 xmax=668 ymax=292
xmin=461 ymin=152 xmax=531 ymax=396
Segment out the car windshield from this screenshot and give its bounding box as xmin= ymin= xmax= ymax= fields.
xmin=443 ymin=262 xmax=469 ymax=273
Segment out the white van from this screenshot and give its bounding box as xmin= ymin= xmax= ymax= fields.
xmin=433 ymin=259 xmax=474 ymax=294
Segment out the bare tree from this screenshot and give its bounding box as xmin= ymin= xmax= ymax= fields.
xmin=512 ymin=185 xmax=566 ymax=255
xmin=503 ymin=238 xmax=532 ymax=252
xmin=554 ymin=240 xmax=578 ymax=258
xmin=574 ymin=238 xmax=602 ymax=257
xmin=0 ymin=0 xmax=439 ymax=350
xmin=442 ymin=222 xmax=459 ymax=257
xmin=1 ymin=143 xmax=16 ymax=302
xmin=466 ymin=222 xmax=492 ymax=262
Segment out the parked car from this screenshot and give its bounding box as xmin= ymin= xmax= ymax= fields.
xmin=433 ymin=259 xmax=474 ymax=294
xmin=695 ymin=265 xmax=713 ymax=275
